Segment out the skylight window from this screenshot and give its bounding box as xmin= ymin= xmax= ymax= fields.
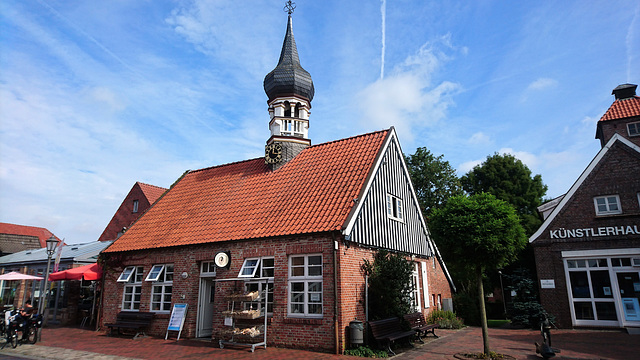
xmin=145 ymin=264 xmax=165 ymax=282
xmin=238 ymin=258 xmax=260 ymax=278
xmin=117 ymin=266 xmax=135 ymax=282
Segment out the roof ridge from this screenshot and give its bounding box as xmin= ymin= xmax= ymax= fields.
xmin=136 ymin=182 xmax=167 ymax=191
xmin=308 ymin=128 xmax=390 ymax=150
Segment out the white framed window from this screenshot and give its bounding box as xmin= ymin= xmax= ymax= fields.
xmin=121 ymin=266 xmax=143 ymax=311
xmin=244 ymin=257 xmax=275 ymax=314
xmin=238 ymin=258 xmax=260 ymax=278
xmin=117 ymin=266 xmax=135 ymax=282
xmin=410 ymin=263 xmax=421 ymax=311
xmin=628 ymin=122 xmax=640 ymax=137
xmin=133 ymin=199 xmax=139 ymax=213
xmin=288 ymin=254 xmax=323 ymax=318
xmin=147 ymin=264 xmax=173 ymax=312
xmin=200 ymin=261 xmax=216 ymax=276
xmin=594 ymin=195 xmax=622 ymax=215
xmin=386 ymin=193 xmax=404 ymax=221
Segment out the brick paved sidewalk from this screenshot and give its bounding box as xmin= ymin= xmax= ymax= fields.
xmin=0 ymin=326 xmax=638 ymax=359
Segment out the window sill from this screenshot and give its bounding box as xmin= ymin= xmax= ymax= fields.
xmin=283 ymin=317 xmax=323 ymax=325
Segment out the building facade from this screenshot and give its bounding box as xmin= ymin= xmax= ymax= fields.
xmin=530 ymin=84 xmax=640 ymax=331
xmin=100 ymin=11 xmax=454 ymax=353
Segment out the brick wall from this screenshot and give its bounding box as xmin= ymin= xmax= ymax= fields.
xmin=102 ymin=233 xmax=454 ymax=353
xmin=98 ymin=184 xmax=153 ymax=242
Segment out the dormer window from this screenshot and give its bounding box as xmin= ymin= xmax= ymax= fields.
xmin=628 ymin=122 xmax=640 ymax=137
xmin=386 ymin=194 xmax=404 ymax=221
xmin=133 ymin=200 xmax=139 ymax=213
xmin=594 ymin=195 xmax=622 ymax=215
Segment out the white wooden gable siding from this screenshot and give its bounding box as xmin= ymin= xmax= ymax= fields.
xmin=344 ymin=131 xmax=433 ymax=257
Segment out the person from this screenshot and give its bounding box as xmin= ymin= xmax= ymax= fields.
xmin=19 ymin=299 xmax=33 ymax=317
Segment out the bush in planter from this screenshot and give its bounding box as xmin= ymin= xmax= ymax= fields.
xmin=345 ymin=346 xmax=389 ymax=358
xmin=425 ymin=310 xmax=465 ymax=329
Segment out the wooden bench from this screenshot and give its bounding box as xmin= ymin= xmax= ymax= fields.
xmin=404 ymin=312 xmax=439 ymax=343
xmin=368 ymin=317 xmax=415 ymax=355
xmin=105 ymin=311 xmax=154 ymax=339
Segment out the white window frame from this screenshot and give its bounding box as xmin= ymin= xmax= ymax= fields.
xmin=244 ymin=257 xmax=275 ymax=314
xmin=200 ymin=261 xmax=216 ymax=276
xmin=147 ymin=264 xmax=173 ymax=312
xmin=628 ymin=122 xmax=640 ymax=137
xmin=121 ymin=266 xmax=143 ymax=311
xmin=386 ymin=193 xmax=404 ymax=221
xmin=238 ymin=258 xmax=261 ymax=278
xmin=117 ymin=266 xmax=135 ymax=282
xmin=594 ymin=195 xmax=622 ymax=215
xmin=410 ymin=263 xmax=422 ymax=311
xmin=145 ymin=264 xmax=165 ymax=281
xmin=288 ymin=254 xmax=323 ymax=318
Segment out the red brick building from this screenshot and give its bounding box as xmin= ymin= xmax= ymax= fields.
xmin=530 ymin=84 xmax=640 ymax=331
xmin=100 ymin=12 xmax=454 ymax=353
xmin=97 ymin=182 xmax=167 ymax=242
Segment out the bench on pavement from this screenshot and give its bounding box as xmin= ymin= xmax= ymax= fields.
xmin=368 ymin=317 xmax=415 ymax=355
xmin=105 ymin=311 xmax=154 ymax=339
xmin=403 ymin=312 xmax=439 ymax=343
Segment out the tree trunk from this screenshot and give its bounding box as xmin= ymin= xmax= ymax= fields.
xmin=477 ymin=266 xmax=490 ymax=355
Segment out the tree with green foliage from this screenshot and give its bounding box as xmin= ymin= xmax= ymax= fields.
xmin=429 ymin=193 xmax=527 ymax=355
xmin=460 ymin=153 xmax=547 ymax=236
xmin=405 ymin=147 xmax=463 ymax=216
xmin=361 ymin=250 xmax=413 ymax=320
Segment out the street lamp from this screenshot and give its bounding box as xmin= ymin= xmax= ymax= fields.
xmin=498 ymin=270 xmax=507 ymax=317
xmin=38 ymin=237 xmax=59 ymax=316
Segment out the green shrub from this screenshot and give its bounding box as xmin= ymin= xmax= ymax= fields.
xmin=345 ymin=346 xmax=389 ymax=358
xmin=425 ymin=310 xmax=465 ymax=329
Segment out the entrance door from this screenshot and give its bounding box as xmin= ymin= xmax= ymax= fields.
xmin=196 ymin=278 xmax=215 ymax=338
xmin=617 ymin=272 xmax=640 ymax=322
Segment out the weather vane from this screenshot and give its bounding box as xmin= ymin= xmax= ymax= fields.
xmin=284 ymin=1 xmax=296 ymax=15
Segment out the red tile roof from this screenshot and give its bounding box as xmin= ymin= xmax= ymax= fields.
xmin=104 ymin=130 xmax=388 ymax=253
xmin=599 ymin=96 xmax=640 ymax=122
xmin=137 ymin=182 xmax=167 ymax=205
xmin=0 ymin=222 xmax=60 ymax=248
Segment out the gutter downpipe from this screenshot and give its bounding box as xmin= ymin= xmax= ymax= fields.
xmin=332 ymin=232 xmax=340 ymax=354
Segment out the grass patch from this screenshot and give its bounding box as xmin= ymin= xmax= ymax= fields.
xmin=487 ymin=319 xmax=510 ymax=328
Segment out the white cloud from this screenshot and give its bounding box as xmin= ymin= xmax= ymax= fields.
xmin=468 ymin=132 xmax=491 ymax=145
xmin=357 ymin=35 xmax=462 ymax=142
xmin=458 ymin=159 xmax=482 ymax=174
xmin=527 ymin=77 xmax=558 ymax=91
xmin=497 ymin=148 xmax=540 ymax=169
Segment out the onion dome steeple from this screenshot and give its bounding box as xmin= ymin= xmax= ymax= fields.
xmin=263 ymin=15 xmax=314 ymax=102
xmin=264 ymin=2 xmax=314 ymax=171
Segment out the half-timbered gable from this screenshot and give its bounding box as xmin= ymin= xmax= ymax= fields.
xmin=344 ymin=130 xmax=433 ymax=257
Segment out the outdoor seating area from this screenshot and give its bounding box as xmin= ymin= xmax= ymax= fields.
xmin=404 ymin=312 xmax=439 ymax=342
xmin=367 ymin=317 xmax=416 ymax=356
xmin=105 ymin=311 xmax=154 ymax=339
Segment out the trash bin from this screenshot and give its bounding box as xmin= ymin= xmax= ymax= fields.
xmin=349 ymin=320 xmax=364 ymax=345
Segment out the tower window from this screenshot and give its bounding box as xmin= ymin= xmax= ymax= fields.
xmin=284 ymin=101 xmax=291 ymax=117
xmin=294 ymin=103 xmax=301 ymax=118
xmin=628 ymin=122 xmax=640 ymax=137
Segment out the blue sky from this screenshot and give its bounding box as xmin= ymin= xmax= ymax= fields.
xmin=1 ymin=0 xmax=639 ymax=244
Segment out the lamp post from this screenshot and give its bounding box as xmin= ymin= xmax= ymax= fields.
xmin=498 ymin=270 xmax=507 ymax=318
xmin=38 ymin=237 xmax=59 ymax=316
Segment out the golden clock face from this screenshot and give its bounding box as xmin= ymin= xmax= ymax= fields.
xmin=265 ymin=143 xmax=282 ymax=164
xmin=214 ymin=251 xmax=230 ymax=268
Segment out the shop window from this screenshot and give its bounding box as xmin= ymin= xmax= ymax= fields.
xmin=121 ymin=266 xmax=143 ymax=311
xmin=288 ymin=254 xmax=322 ymax=318
xmin=593 ymin=195 xmax=622 ymax=215
xmin=574 ymin=302 xmax=594 ymax=320
xmin=611 ymin=258 xmax=632 ymax=267
xmin=147 ymin=264 xmax=173 ymax=312
xmin=595 ymin=302 xmax=618 ymax=321
xmin=590 ymin=271 xmax=613 ymax=298
xmin=569 ymin=272 xmax=590 ymax=298
xmin=386 ymin=194 xmax=404 ymax=221
xmin=243 ymin=257 xmax=275 ymax=314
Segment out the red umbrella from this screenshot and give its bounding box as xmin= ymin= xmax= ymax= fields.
xmin=49 ymin=263 xmax=102 ymax=281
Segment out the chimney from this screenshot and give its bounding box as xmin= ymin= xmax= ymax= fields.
xmin=611 ymin=83 xmax=637 ymax=100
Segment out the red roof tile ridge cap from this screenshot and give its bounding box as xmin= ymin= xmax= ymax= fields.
xmin=599 ymin=96 xmax=640 ymax=122
xmin=136 ymin=182 xmax=168 ymax=192
xmin=306 ymin=129 xmax=389 ymax=150
xmin=187 ymin=157 xmax=264 ymax=174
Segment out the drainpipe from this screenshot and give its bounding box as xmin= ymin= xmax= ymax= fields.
xmin=332 ymin=232 xmax=340 ymax=354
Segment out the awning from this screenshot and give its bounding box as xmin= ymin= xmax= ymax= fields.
xmin=0 ymin=271 xmax=44 ymax=280
xmin=49 ymin=263 xmax=102 ymax=281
